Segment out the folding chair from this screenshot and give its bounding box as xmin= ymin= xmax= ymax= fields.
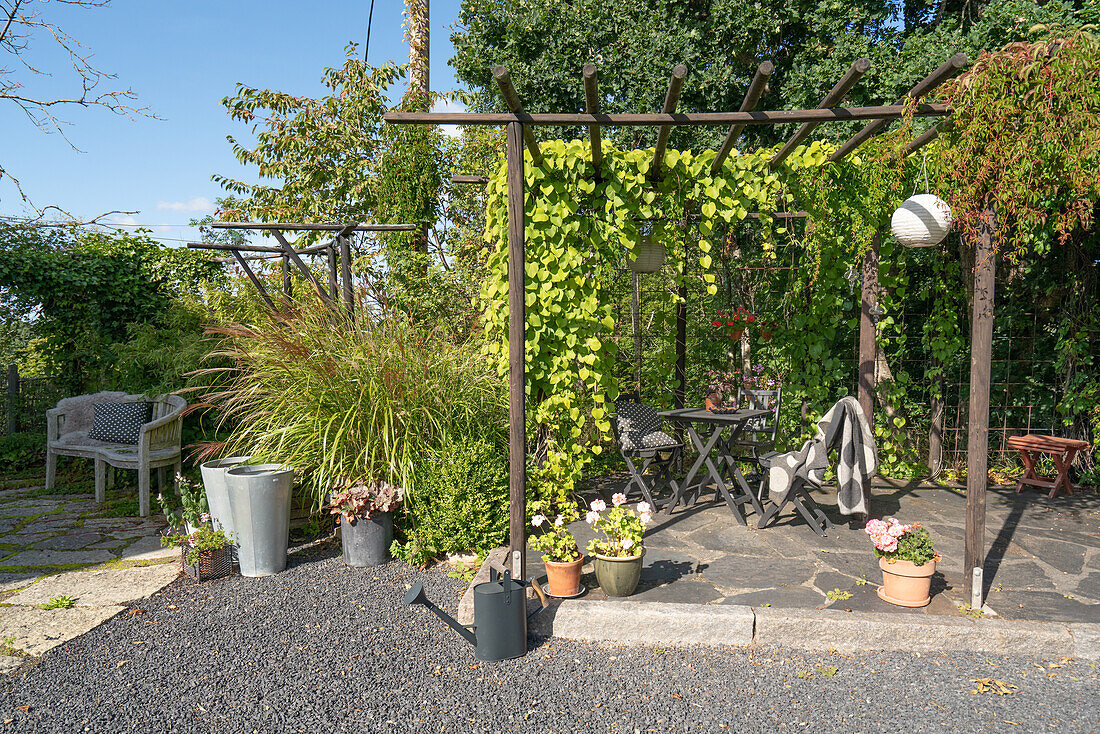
xmin=756 ymin=476 xmax=834 ymax=536
xmin=612 ymin=394 xmax=682 ymax=510
xmin=726 ymin=386 xmax=782 ymax=501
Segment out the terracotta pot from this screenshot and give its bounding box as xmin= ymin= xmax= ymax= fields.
xmin=761 ymin=329 xmax=773 ymax=341
xmin=593 ymin=550 xmax=644 ymax=597
xmin=705 ymin=393 xmax=722 ymax=411
xmin=730 ymin=327 xmax=745 ymax=341
xmin=544 ymin=554 xmax=584 ymax=597
xmin=877 ymin=557 xmax=936 ymax=607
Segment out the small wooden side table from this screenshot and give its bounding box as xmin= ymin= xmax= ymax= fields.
xmin=1007 ymin=434 xmax=1091 ymax=499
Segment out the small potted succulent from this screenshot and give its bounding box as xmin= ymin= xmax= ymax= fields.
xmin=529 ymin=512 xmax=583 ymax=597
xmin=866 ymin=518 xmax=940 ymax=607
xmin=330 ymin=479 xmax=402 ymax=567
xmin=161 ymin=525 xmax=233 ymax=582
xmin=586 ymin=494 xmax=651 ymax=597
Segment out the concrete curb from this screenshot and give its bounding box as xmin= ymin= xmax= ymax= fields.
xmin=530 ymin=598 xmax=1100 ymax=659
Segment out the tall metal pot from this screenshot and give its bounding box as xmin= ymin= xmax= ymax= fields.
xmin=225 ymin=464 xmax=294 ymax=577
xmin=199 ymin=456 xmax=250 ymax=538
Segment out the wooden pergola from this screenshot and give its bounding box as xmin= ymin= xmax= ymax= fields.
xmin=387 ymin=53 xmax=995 ymax=607
xmin=187 ymin=221 xmax=416 ymax=315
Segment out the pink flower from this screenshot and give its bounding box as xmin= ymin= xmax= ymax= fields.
xmin=636 ymin=502 xmax=651 ymax=515
xmin=585 ymin=510 xmax=599 ymax=525
xmin=612 ymin=493 xmax=627 ymax=506
xmin=554 ymin=515 xmax=564 ymax=527
xmin=531 ymin=514 xmax=546 ymax=528
xmin=200 ymin=513 xmax=211 ymax=524
xmin=639 ymin=511 xmax=652 ymax=526
xmin=865 ymin=519 xmax=887 ymax=537
xmin=621 ymin=538 xmax=635 ymax=551
xmin=590 ymin=499 xmax=606 ymax=513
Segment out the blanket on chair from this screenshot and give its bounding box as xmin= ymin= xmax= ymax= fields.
xmin=763 ymin=396 xmax=877 ymax=516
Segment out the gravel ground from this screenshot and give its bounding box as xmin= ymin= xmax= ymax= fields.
xmin=1 ymin=539 xmax=1097 ymax=733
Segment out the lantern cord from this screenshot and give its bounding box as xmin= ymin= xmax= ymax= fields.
xmin=912 ymin=150 xmax=930 ymax=196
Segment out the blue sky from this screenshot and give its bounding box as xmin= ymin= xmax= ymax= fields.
xmin=0 ymin=0 xmax=465 ymax=245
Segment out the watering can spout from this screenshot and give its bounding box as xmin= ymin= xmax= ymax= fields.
xmin=405 ymin=581 xmax=478 ymax=646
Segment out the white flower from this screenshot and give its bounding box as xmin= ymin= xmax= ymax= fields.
xmin=554 ymin=515 xmax=564 ymax=527
xmin=612 ymin=493 xmax=627 ymax=506
xmin=621 ymin=537 xmax=634 ymax=550
xmin=590 ymin=499 xmax=607 ymax=512
xmin=531 ymin=514 xmax=546 ymax=528
xmin=585 ymin=510 xmax=599 ymax=525
xmin=636 ymin=502 xmax=652 ymax=515
xmin=639 ymin=512 xmax=652 ymax=527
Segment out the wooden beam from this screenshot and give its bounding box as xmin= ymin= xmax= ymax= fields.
xmin=271 ymin=230 xmax=334 ymax=305
xmin=858 ymin=230 xmax=881 ymax=424
xmin=451 ymin=175 xmax=490 ymax=185
xmin=965 ymin=209 xmax=997 ymax=607
xmin=493 ymin=66 xmax=543 ymax=166
xmin=583 ymin=63 xmax=602 ymax=179
xmin=505 ymin=121 xmax=527 ymax=580
xmin=906 ymin=119 xmax=953 ymax=155
xmin=338 ymin=235 xmax=354 ymax=319
xmin=230 ymin=250 xmax=278 ymax=312
xmin=650 ymin=64 xmax=689 ymax=178
xmin=281 ymin=253 xmax=291 ymax=298
xmin=771 ymin=58 xmax=870 ymax=169
xmin=830 ymin=53 xmax=967 ymax=162
xmin=188 ymin=241 xmax=331 ymax=255
xmin=711 ymin=61 xmax=774 ymax=174
xmin=384 ymin=103 xmax=949 ymax=127
xmin=210 ymin=222 xmax=417 ymax=232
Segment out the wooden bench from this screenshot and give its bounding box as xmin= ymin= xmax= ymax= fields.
xmin=1007 ymin=434 xmax=1091 ymax=499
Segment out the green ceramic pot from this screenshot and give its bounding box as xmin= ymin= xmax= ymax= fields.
xmin=593 ymin=550 xmax=645 ymax=597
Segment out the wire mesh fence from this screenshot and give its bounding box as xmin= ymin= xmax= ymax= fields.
xmin=3 ymin=366 xmax=64 ymax=436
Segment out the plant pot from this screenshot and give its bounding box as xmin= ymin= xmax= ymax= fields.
xmin=730 ymin=327 xmax=745 ymax=341
xmin=877 ymin=557 xmax=936 ymax=607
xmin=180 ymin=545 xmax=233 ymax=583
xmin=705 ymin=394 xmax=722 ymax=412
xmin=593 ymin=550 xmax=644 ymax=597
xmin=225 ymin=464 xmax=294 ymax=577
xmin=761 ymin=329 xmax=773 ymax=341
xmin=544 ymin=554 xmax=584 ymax=597
xmin=341 ymin=513 xmax=393 ymax=567
xmin=200 ymin=456 xmax=250 ymax=539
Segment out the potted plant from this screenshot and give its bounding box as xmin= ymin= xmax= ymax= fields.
xmin=704 ymin=370 xmax=740 ymax=411
xmin=160 ymin=473 xmax=210 ymax=534
xmin=161 ymin=525 xmax=233 ymax=582
xmin=866 ymin=518 xmax=940 ymax=607
xmin=529 ymin=512 xmax=583 ymax=597
xmin=586 ymin=494 xmax=651 ymax=597
xmin=330 ymin=479 xmax=402 ymax=567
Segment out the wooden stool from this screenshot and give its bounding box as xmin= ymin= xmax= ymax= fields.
xmin=1007 ymin=434 xmax=1091 ymax=499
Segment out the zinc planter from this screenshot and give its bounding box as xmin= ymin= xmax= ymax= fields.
xmin=877 ymin=557 xmax=936 ymax=607
xmin=341 ymin=513 xmax=393 ymax=567
xmin=226 ymin=464 xmax=294 ymax=577
xmin=543 ymin=555 xmax=584 ymax=597
xmin=200 ymin=456 xmax=250 ymax=538
xmin=593 ymin=551 xmax=644 ymax=597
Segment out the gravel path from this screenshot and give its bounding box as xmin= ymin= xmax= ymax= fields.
xmin=1 ymin=540 xmax=1096 ymax=733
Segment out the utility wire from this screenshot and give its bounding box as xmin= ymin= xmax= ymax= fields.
xmin=364 ymin=0 xmax=375 ymax=63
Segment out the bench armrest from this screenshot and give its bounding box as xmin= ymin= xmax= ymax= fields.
xmin=139 ymin=407 xmax=184 ymax=453
xmin=46 ymin=408 xmax=64 ymax=442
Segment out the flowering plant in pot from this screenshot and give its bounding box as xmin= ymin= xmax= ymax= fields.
xmin=161 ymin=525 xmax=233 ymax=581
xmin=530 ymin=512 xmax=583 ymax=597
xmin=158 ymin=474 xmax=209 ymax=534
xmin=586 ymin=494 xmax=651 ymax=596
xmin=866 ymin=518 xmax=940 ymax=607
xmin=330 ymin=479 xmax=402 ymax=567
xmin=704 ymin=370 xmax=741 ymax=411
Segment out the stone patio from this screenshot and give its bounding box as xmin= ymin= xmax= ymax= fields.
xmin=563 ymin=477 xmax=1100 ymax=623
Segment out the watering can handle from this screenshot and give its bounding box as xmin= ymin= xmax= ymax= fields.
xmin=530 ymin=578 xmax=548 ymax=609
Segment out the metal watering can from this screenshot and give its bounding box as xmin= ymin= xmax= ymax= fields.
xmin=404 ymin=566 xmax=547 ymax=661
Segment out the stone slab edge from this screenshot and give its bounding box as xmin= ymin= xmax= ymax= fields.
xmin=457 ymin=547 xmax=509 ymax=626
xmin=538 ymin=599 xmax=1100 ymax=659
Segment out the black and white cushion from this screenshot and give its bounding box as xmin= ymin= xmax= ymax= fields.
xmin=88 ymin=402 xmax=152 ymax=445
xmin=614 ymin=401 xmax=678 ymax=452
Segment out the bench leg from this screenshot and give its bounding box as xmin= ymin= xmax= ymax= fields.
xmin=46 ymin=450 xmax=57 ymax=490
xmin=1050 ymin=449 xmax=1077 ymax=499
xmin=138 ymin=468 xmax=151 ymax=518
xmin=94 ymin=458 xmax=106 ymax=506
xmin=1016 ymin=448 xmax=1037 ymax=494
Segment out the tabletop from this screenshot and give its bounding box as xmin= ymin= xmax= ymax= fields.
xmin=658 ymin=407 xmax=770 ymax=425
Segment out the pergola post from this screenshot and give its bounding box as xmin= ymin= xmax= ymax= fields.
xmin=858 ymin=231 xmax=881 ymax=422
xmin=281 ymin=253 xmax=292 ymax=298
xmin=965 ymin=209 xmax=996 ymax=607
xmin=506 ymin=121 xmax=527 ymax=579
xmin=338 ymin=235 xmax=355 ymax=319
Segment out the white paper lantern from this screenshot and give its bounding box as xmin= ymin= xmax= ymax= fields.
xmin=628 ymin=232 xmax=666 ymax=273
xmin=890 ymin=194 xmax=952 ymax=247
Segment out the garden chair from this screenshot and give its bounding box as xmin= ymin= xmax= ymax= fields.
xmin=726 ymin=386 xmax=782 ymax=501
xmin=611 ymin=393 xmax=682 ymax=510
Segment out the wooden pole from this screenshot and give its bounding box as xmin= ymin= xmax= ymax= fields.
xmin=674 ymin=256 xmax=688 ymax=411
xmin=494 ymin=67 xmax=543 ymax=165
xmin=281 ymin=254 xmax=291 ymax=298
xmin=326 ymin=245 xmax=339 ymax=300
xmin=965 ymin=209 xmax=996 ymax=607
xmin=230 ymin=250 xmax=278 ymax=312
xmin=338 ymin=235 xmax=354 ymax=319
xmin=583 ymin=63 xmax=602 ymax=180
xmin=506 ymin=121 xmax=527 ymax=580
xmin=711 ymin=62 xmax=773 ymax=175
xmin=271 ymin=230 xmax=334 ymax=305
xmin=650 ymin=64 xmax=689 ymax=179
xmin=770 ymin=58 xmax=870 ymax=169
xmin=632 ymin=271 xmax=642 ymax=394
xmin=907 ymin=119 xmax=952 ymax=156
xmin=210 ymin=222 xmax=416 ymax=232
xmin=858 ymin=231 xmax=881 ymax=423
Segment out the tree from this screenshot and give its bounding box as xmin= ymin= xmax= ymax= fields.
xmin=1 ymin=0 xmax=152 ymax=222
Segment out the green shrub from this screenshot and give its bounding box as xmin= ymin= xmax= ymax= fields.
xmin=393 ymin=439 xmax=509 ymax=564
xmin=0 ymin=432 xmax=45 ymax=472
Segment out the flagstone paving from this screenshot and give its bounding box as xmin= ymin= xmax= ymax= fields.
xmin=567 ymin=478 xmax=1100 ymax=623
xmin=0 ymin=483 xmax=178 ymax=675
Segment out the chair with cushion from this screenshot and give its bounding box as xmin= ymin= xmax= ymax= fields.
xmin=611 ymin=393 xmax=682 ymax=510
xmin=46 ymin=392 xmax=186 ymax=516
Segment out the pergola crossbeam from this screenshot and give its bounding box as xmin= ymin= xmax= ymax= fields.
xmin=650 ymin=64 xmax=689 ymax=178
xmin=711 ymin=61 xmax=774 ymax=175
xmin=830 ymin=53 xmax=967 ymax=162
xmin=494 ymin=66 xmax=544 ymax=165
xmin=771 ymin=58 xmax=870 ymax=169
xmin=210 ymin=221 xmax=416 ymax=232
xmin=583 ymin=63 xmax=602 ymax=179
xmin=271 ymin=229 xmax=333 ymax=305
xmin=229 ymin=250 xmax=278 ymax=311
xmin=906 ymin=119 xmax=953 ymax=155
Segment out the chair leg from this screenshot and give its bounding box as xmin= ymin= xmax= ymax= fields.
xmin=138 ymin=467 xmax=151 ymax=517
xmin=94 ymin=458 xmax=106 ymax=505
xmin=46 ymin=450 xmax=57 ymax=490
